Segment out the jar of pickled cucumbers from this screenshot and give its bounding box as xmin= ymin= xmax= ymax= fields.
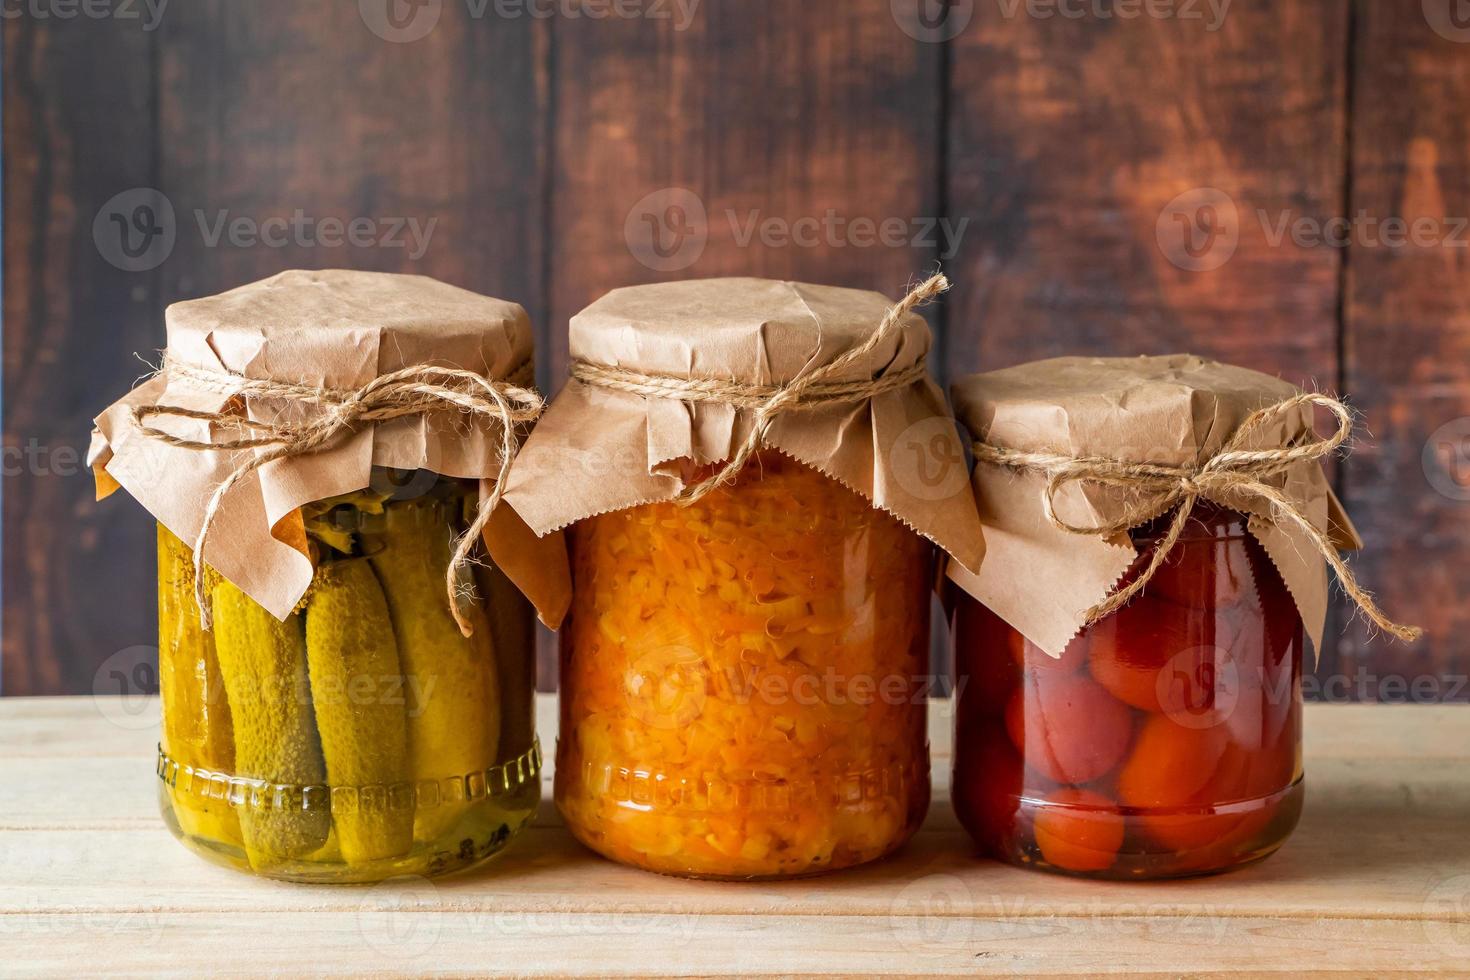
xmin=90 ymin=270 xmax=565 ymax=882
xmin=946 ymin=354 xmax=1417 ymax=880
xmin=504 ymin=276 xmax=984 ymax=878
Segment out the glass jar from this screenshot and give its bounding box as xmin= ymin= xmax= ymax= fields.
xmin=556 ymin=452 xmax=933 ymax=879
xmin=950 ymin=503 xmax=1303 ymax=879
xmin=156 ymin=472 xmax=540 ymax=883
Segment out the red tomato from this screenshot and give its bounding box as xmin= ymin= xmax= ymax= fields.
xmin=1117 ymin=713 xmax=1240 ymax=855
xmin=1086 ymin=593 xmax=1199 ymax=713
xmin=1116 ymin=713 xmax=1229 ymax=808
xmin=1004 ymin=672 xmax=1134 ymax=785
xmin=1032 ymin=788 xmax=1125 ymax=873
xmin=1136 ymin=808 xmax=1245 ymax=859
xmin=951 ymin=721 xmax=1025 ymax=854
xmin=1126 ymin=719 xmax=1297 ymax=862
xmin=1213 ymin=732 xmax=1298 ymax=803
xmin=1178 ymin=733 xmax=1298 ymax=865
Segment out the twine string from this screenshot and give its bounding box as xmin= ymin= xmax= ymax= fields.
xmin=972 ymin=392 xmax=1421 ymax=641
xmin=130 ymin=358 xmax=543 ymax=636
xmin=569 ymin=273 xmax=950 ymax=504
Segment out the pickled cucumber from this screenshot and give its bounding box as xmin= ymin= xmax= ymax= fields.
xmin=474 ymin=561 xmax=537 ymax=759
xmin=368 ymin=499 xmax=501 ymax=843
xmin=304 ymin=559 xmax=413 ymax=865
xmin=212 ymin=578 xmax=330 ymax=867
xmin=157 ymin=526 xmax=242 ymax=847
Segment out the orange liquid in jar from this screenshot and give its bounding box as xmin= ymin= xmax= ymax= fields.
xmin=950 ymin=503 xmax=1304 ymax=879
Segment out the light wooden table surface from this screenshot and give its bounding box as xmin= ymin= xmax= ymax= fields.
xmin=1 ymin=695 xmax=1467 ymax=977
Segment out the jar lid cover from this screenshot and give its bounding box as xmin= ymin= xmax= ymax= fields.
xmin=507 ymin=277 xmax=984 ymax=572
xmin=88 ymin=270 xmax=568 ymax=627
xmin=948 ymin=354 xmax=1360 ymax=657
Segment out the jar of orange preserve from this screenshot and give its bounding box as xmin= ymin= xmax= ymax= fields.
xmin=946 ymin=355 xmax=1418 ymax=879
xmin=505 ymin=276 xmax=983 ymax=879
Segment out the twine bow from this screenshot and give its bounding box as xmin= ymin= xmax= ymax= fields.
xmin=130 ymin=358 xmax=544 ymax=636
xmin=972 ymin=392 xmax=1421 ymax=642
xmin=570 ymin=273 xmax=949 ymax=504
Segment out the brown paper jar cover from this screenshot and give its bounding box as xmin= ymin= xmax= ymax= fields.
xmin=502 ymin=277 xmax=984 ymax=570
xmin=946 ymin=354 xmax=1360 ymax=657
xmin=88 ymin=269 xmax=569 ymax=625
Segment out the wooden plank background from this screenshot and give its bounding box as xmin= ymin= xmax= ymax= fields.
xmin=3 ymin=0 xmax=1466 ymax=699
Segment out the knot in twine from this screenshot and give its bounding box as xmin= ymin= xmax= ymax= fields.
xmin=971 ymin=392 xmax=1422 ymax=642
xmin=570 ymin=273 xmax=949 ymax=504
xmin=130 ymin=358 xmax=544 ymax=636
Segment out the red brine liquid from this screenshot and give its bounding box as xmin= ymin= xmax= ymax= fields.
xmin=949 ymin=504 xmax=1305 ymax=878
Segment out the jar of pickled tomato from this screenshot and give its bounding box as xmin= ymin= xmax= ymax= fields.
xmin=505 ymin=276 xmax=983 ymax=880
xmin=558 ymin=452 xmax=933 ymax=878
xmin=155 ymin=476 xmax=542 ymax=884
xmin=951 ymin=502 xmax=1304 ymax=878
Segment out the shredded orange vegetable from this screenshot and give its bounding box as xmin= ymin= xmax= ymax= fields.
xmin=556 ymin=452 xmax=932 ymax=878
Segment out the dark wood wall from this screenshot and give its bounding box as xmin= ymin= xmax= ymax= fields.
xmin=4 ymin=0 xmax=1467 ymax=699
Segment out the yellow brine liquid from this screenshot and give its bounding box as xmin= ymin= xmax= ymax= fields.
xmin=156 ymin=476 xmax=540 ymax=883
